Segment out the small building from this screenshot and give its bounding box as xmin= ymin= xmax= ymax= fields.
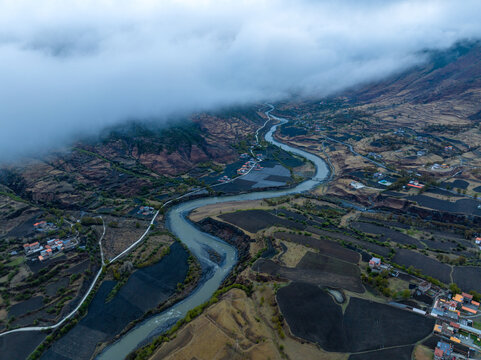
xmin=407 ymin=180 xmax=424 ymax=189
xmin=462 ymin=292 xmax=473 ymax=303
xmin=449 ymin=321 xmax=460 ymax=330
xmin=453 ymin=294 xmax=464 ymax=303
xmin=24 ymin=242 xmax=40 ymax=254
xmin=475 ymin=237 xmax=481 ymax=245
xmin=33 ymin=221 xmax=47 ymax=229
xmin=378 ymin=179 xmax=392 ymax=186
xmin=418 ymin=281 xmax=431 ymax=293
xmin=461 ymin=306 xmax=477 ymax=315
xmin=350 ymin=181 xmax=365 ymax=190
xmin=369 ymin=257 xmax=381 ymax=270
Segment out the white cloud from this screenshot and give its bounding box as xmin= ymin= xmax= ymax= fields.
xmin=1 ymin=0 xmax=481 ymax=160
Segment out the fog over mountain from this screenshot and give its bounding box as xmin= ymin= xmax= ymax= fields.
xmin=1 ymin=0 xmax=481 ymax=160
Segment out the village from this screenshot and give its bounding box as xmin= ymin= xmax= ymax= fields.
xmin=235 ymin=152 xmax=264 ymax=176
xmin=369 ymin=255 xmax=481 ymax=359
xmin=23 ymin=237 xmax=77 ymax=262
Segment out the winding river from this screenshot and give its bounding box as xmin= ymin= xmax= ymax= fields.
xmin=97 ymin=106 xmax=330 ymax=359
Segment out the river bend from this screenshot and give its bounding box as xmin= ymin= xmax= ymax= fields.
xmin=97 ymin=106 xmax=330 ymax=359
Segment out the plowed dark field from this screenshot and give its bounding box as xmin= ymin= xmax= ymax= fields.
xmin=453 ymin=266 xmax=481 ymax=293
xmin=393 ymin=249 xmax=451 ymax=284
xmin=277 ymin=282 xmax=434 ymax=352
xmin=351 ymin=222 xmax=424 ymax=248
xmin=348 ymin=345 xmax=413 ymax=360
xmin=254 ymin=251 xmax=363 ymax=292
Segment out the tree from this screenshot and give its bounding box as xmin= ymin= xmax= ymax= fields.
xmin=401 ymin=289 xmax=411 ymax=299
xmin=449 ymin=283 xmax=461 ymax=295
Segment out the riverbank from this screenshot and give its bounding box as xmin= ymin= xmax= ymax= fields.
xmin=36 ymin=241 xmax=194 ymax=360
xmin=96 ymin=106 xmax=331 ymax=359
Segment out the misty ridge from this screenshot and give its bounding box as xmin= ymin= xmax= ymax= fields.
xmin=2 ymin=0 xmax=481 ymax=161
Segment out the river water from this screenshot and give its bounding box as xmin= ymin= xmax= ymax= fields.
xmin=97 ymin=109 xmax=330 ymax=359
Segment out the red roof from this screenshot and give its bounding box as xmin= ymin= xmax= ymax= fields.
xmin=462 ymin=306 xmax=477 ymax=314
xmin=462 ymin=292 xmax=473 ymax=300
xmin=407 ymin=183 xmax=423 ymax=189
xmin=434 ymin=348 xmax=444 ymax=356
xmin=449 ymin=321 xmax=460 ymax=329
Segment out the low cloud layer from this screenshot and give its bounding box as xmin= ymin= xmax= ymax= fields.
xmin=1 ymin=0 xmax=481 ymax=161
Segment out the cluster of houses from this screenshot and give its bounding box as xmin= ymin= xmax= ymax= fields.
xmin=218 ymin=175 xmax=231 ymax=183
xmin=432 ymin=293 xmax=479 ymax=319
xmin=237 ymin=156 xmax=263 ymax=175
xmin=434 ymin=341 xmax=454 ymax=360
xmin=368 ymin=152 xmax=383 ymax=160
xmin=33 ymin=221 xmax=57 ymax=232
xmin=432 ymin=163 xmax=451 ymax=170
xmin=431 ymin=292 xmax=481 ymax=354
xmin=137 ymin=206 xmax=155 ymax=216
xmin=24 ymin=238 xmax=75 ymax=261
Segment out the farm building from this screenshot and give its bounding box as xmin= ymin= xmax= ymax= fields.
xmin=407 ymin=180 xmax=424 ymax=189
xmin=23 ymin=242 xmax=41 ymax=254
xmin=418 ymin=281 xmax=431 ymax=293
xmin=350 ymin=181 xmax=365 ymax=190
xmin=369 ymin=257 xmax=381 ymax=270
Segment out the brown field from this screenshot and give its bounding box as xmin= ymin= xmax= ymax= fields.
xmin=100 ymin=216 xmax=151 ymax=259
xmin=150 ymin=288 xmax=347 ymax=360
xmin=273 ymin=232 xmax=360 ymax=263
xmin=277 ymin=240 xmax=312 ymax=267
xmin=413 ymin=344 xmax=434 ymax=360
xmin=189 ymin=199 xmax=271 ymax=222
